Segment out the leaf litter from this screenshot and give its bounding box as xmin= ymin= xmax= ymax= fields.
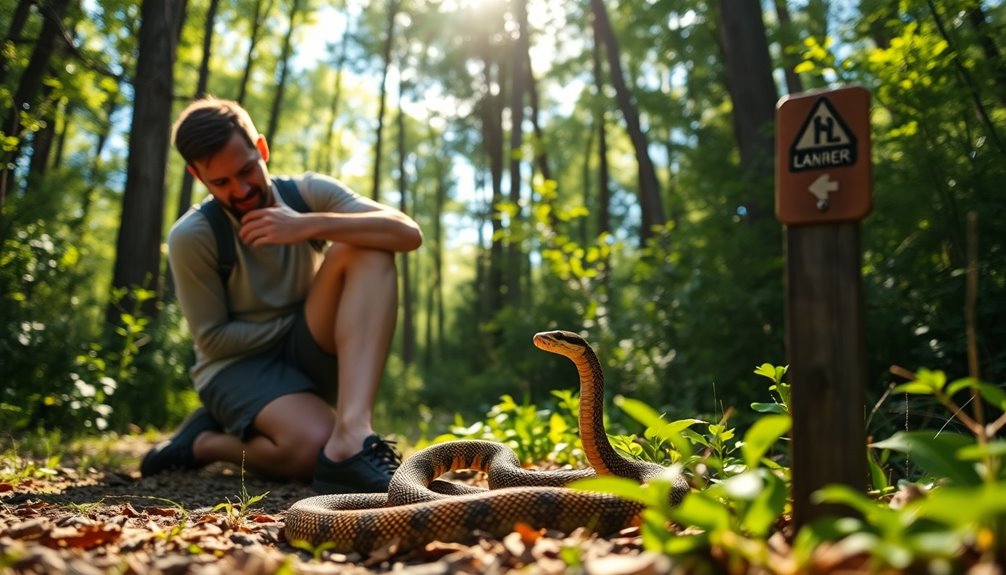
xmin=1 ymin=437 xmax=675 ymax=574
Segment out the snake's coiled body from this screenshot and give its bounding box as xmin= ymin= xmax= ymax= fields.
xmin=285 ymin=330 xmax=689 ymax=553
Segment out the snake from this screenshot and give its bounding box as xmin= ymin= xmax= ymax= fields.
xmin=284 ymin=330 xmax=689 ymax=553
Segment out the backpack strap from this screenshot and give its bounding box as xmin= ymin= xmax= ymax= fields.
xmin=196 ymin=199 xmax=235 ymax=284
xmin=196 ymin=177 xmax=324 ymax=285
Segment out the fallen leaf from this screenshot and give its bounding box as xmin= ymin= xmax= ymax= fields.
xmin=40 ymin=524 xmax=122 ymax=550
xmin=514 ymin=522 xmax=543 ymax=545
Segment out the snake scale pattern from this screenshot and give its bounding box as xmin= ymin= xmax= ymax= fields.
xmin=284 ymin=330 xmax=689 ymax=553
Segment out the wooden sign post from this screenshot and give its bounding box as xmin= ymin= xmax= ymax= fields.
xmin=776 ymin=86 xmax=872 ymax=529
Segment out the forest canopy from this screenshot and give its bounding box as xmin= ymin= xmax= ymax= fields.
xmin=1 ymin=0 xmax=1004 ymax=439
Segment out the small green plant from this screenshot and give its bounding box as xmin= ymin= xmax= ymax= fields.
xmin=0 ymin=435 xmax=62 ymax=486
xmin=801 ymin=368 xmax=1006 ymax=571
xmin=434 ymin=391 xmax=584 ymax=466
xmin=213 ymin=454 xmax=269 ymax=528
xmin=574 ymin=364 xmax=793 ymax=572
xmin=289 ymin=539 xmax=337 ymax=561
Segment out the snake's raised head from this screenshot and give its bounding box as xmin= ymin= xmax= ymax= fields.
xmin=532 ymin=330 xmax=591 ymax=359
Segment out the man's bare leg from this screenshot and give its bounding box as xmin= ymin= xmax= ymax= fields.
xmin=303 ymin=244 xmax=397 ymax=461
xmin=192 ymin=392 xmax=335 ymax=479
xmin=189 ymin=244 xmax=394 ymax=478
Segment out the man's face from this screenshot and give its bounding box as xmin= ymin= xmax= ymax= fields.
xmin=189 ymin=131 xmax=273 ymax=218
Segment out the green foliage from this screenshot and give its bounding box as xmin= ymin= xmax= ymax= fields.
xmin=575 ymin=376 xmax=793 ymax=571
xmin=433 ymin=390 xmax=584 ymax=466
xmin=212 ymin=455 xmax=269 ymax=529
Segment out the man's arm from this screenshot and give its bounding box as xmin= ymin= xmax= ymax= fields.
xmin=237 ymin=175 xmax=423 ymax=252
xmin=168 ymin=220 xmax=292 ymax=360
xmin=238 ymin=203 xmax=422 ymax=252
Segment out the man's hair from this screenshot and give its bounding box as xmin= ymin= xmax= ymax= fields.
xmin=172 ymin=97 xmax=258 ymax=166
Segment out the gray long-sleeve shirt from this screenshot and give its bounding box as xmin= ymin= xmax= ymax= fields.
xmin=168 ymin=172 xmax=371 ymax=391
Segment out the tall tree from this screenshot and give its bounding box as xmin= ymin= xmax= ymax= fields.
xmin=265 ymin=0 xmax=303 ymax=144
xmin=370 ymin=0 xmax=400 ymax=201
xmin=175 ymin=0 xmax=220 ymax=221
xmin=1 ymin=0 xmax=73 ymax=212
xmin=316 ymin=17 xmax=353 ymax=175
xmin=505 ymin=0 xmax=528 ymax=307
xmin=108 ymin=0 xmax=185 ymax=319
xmin=717 ymin=0 xmax=778 ymax=217
xmin=590 ymin=0 xmax=665 ymax=244
xmin=773 ymin=0 xmax=805 ymax=95
xmin=236 ymin=0 xmax=273 ymax=105
xmin=396 ymin=91 xmax=414 ymax=365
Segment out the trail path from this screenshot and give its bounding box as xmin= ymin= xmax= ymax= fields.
xmin=1 ymin=437 xmax=667 ymax=574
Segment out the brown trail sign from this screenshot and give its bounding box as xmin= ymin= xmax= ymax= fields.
xmin=776 ymin=86 xmax=872 ymax=529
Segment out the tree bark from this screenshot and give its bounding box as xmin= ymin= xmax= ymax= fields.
xmin=396 ymin=97 xmax=414 ymax=366
xmin=589 ymin=0 xmax=665 ymax=244
xmin=265 ymin=0 xmax=302 ymax=144
xmin=1 ymin=0 xmax=72 ymax=212
xmin=317 ymin=20 xmax=352 ymax=175
xmin=176 ymin=0 xmax=220 ymax=220
xmin=773 ymin=0 xmax=804 ymax=95
xmin=370 ymin=0 xmax=400 ymax=201
xmin=237 ymin=0 xmax=273 ymax=105
xmin=108 ymin=0 xmax=184 ymax=321
xmin=591 ymin=17 xmax=612 ymax=239
xmin=718 ymin=0 xmax=778 ymax=218
xmin=504 ymin=0 xmax=528 ymax=307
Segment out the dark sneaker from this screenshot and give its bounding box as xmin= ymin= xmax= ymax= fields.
xmin=312 ymin=435 xmax=402 ymax=494
xmin=140 ymin=407 xmax=220 ymax=476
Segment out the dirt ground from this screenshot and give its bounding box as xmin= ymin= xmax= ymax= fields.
xmin=0 ymin=436 xmax=671 ymax=574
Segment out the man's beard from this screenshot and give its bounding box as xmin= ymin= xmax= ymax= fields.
xmin=228 ymin=184 xmax=269 ymax=218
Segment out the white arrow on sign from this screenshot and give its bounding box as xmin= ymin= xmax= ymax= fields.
xmin=808 ymin=173 xmax=839 ymax=210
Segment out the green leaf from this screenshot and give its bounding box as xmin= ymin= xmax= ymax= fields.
xmin=741 ymin=414 xmax=791 ymax=469
xmin=812 ymin=484 xmax=895 ymax=528
xmin=571 ymin=476 xmax=656 ymax=507
xmin=945 ymin=378 xmax=1006 ymax=411
xmin=614 ymin=395 xmax=665 ymax=429
xmin=871 ymin=432 xmax=982 ymax=486
xmin=754 ymin=363 xmax=779 ymax=381
xmin=741 ymin=471 xmax=787 ymax=537
xmin=750 ymin=402 xmax=787 ymax=414
xmin=867 ymin=448 xmax=890 ymax=492
xmin=956 ymin=440 xmax=1006 ymax=461
xmin=914 ymin=482 xmax=1006 ymax=525
xmin=666 ymin=491 xmax=732 ymax=532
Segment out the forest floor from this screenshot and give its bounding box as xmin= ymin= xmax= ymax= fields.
xmin=0 ymin=435 xmax=671 ymax=575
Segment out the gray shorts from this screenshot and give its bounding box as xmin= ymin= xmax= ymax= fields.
xmin=199 ymin=310 xmax=339 ymax=440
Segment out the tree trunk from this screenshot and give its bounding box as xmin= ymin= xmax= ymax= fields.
xmin=773 ymin=0 xmax=804 ymax=95
xmin=479 ymin=55 xmax=505 ymax=319
xmin=370 ymin=0 xmax=400 ymax=202
xmin=176 ymin=0 xmax=220 ymax=220
xmin=0 ymin=0 xmax=36 ymax=87
xmin=966 ymin=3 xmax=1006 ymax=105
xmin=718 ymin=0 xmax=778 ymax=218
xmin=317 ymin=20 xmax=352 ymax=175
xmin=589 ymin=0 xmax=665 ymax=244
xmin=108 ymin=0 xmax=183 ymax=321
xmin=505 ymin=0 xmax=528 ymax=307
xmin=1 ymin=0 xmax=72 ymax=212
xmin=51 ymin=100 xmax=73 ymax=170
xmin=265 ymin=0 xmax=302 ymax=144
xmin=423 ymin=127 xmax=446 ymax=368
xmin=237 ymin=0 xmax=273 ymax=105
xmin=589 ymin=4 xmax=612 ymax=239
xmin=396 ymin=97 xmax=414 ymax=366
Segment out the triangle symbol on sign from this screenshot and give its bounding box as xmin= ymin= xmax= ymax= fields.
xmin=793 ymin=98 xmax=856 ymax=151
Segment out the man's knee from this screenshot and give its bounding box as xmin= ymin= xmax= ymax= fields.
xmin=321 ymin=243 xmax=395 ymax=274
